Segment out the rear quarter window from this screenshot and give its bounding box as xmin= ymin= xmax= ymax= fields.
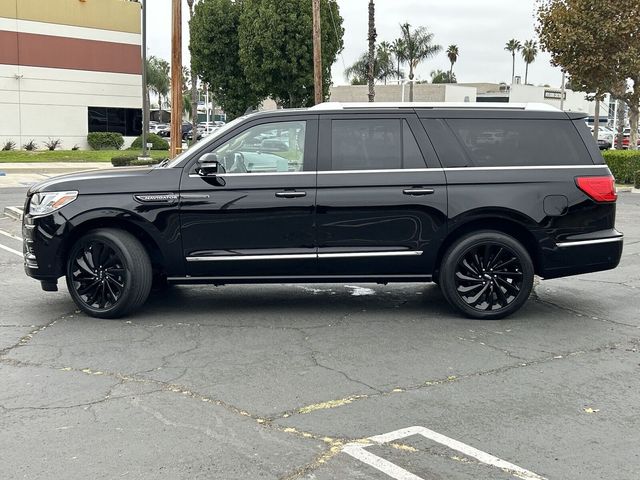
xmin=445 ymin=119 xmax=592 ymax=167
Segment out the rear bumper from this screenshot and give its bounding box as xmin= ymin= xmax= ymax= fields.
xmin=540 ymin=230 xmax=623 ymax=279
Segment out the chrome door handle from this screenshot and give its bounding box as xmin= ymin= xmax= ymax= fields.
xmin=403 ymin=188 xmax=435 ymax=196
xmin=275 ymin=191 xmax=307 ymax=198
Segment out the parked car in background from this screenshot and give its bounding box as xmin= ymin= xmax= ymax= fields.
xmin=150 ymin=123 xmax=169 ymax=135
xmin=22 ymin=103 xmax=622 ymax=320
xmin=622 ymin=128 xmax=640 ymax=149
xmin=590 ymin=126 xmax=614 ymax=150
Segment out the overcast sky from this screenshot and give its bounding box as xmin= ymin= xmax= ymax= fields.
xmin=146 ymin=0 xmax=563 ymax=88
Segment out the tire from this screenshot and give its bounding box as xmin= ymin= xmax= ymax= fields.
xmin=66 ymin=228 xmax=152 ymax=319
xmin=439 ymin=231 xmax=534 ymax=320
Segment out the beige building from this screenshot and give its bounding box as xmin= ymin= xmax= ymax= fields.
xmin=330 ymin=84 xmax=477 ymax=103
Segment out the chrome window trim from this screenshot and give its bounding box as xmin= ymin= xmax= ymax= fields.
xmin=556 ymin=237 xmax=623 ymax=248
xmin=188 ymin=171 xmax=314 ymax=178
xmin=186 ymin=251 xmax=423 ymax=262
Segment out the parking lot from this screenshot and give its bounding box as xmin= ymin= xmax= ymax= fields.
xmin=1 ymin=187 xmax=639 ymax=480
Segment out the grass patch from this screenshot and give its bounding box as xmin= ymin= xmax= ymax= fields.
xmin=0 ymin=150 xmax=169 ymax=163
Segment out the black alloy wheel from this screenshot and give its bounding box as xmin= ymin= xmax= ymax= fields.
xmin=440 ymin=231 xmax=534 ymax=320
xmin=66 ymin=229 xmax=152 ymax=319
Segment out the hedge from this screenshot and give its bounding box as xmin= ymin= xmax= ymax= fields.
xmin=602 ymin=150 xmax=640 ymax=184
xmin=111 ymin=156 xmax=164 ymax=167
xmin=87 ymin=132 xmax=124 ymax=150
xmin=130 ymin=133 xmax=169 ymax=151
xmin=635 ymin=170 xmax=640 ymax=189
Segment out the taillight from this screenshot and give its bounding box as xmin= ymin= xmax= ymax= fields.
xmin=576 ymin=176 xmax=617 ymax=202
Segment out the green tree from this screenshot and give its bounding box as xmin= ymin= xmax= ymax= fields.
xmin=146 ymin=56 xmax=170 ymax=110
xmin=190 ymin=0 xmax=263 ymax=120
xmin=344 ymin=45 xmax=398 ymax=86
xmin=537 ymin=0 xmax=640 ymax=147
xmin=521 ymin=40 xmax=538 ymax=85
xmin=399 ymin=23 xmax=442 ymax=101
xmin=239 ymin=0 xmax=344 ymax=108
xmin=504 ymin=39 xmax=521 ymax=83
xmin=431 ymin=69 xmax=456 ymax=84
xmin=446 ymin=44 xmax=459 ymax=78
xmin=390 ymin=38 xmax=405 ymax=81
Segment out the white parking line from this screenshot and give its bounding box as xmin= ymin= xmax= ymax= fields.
xmin=343 ymin=426 xmax=547 ymax=480
xmin=0 ymin=229 xmax=23 ymax=242
xmin=0 ymin=242 xmax=23 ymax=257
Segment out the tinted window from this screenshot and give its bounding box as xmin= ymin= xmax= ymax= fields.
xmin=88 ymin=107 xmax=142 ymax=136
xmin=446 ymin=119 xmax=589 ymax=167
xmin=330 ymin=119 xmax=426 ymax=171
xmin=209 ymin=121 xmax=306 ymax=173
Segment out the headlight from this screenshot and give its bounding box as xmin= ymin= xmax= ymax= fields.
xmin=29 ymin=191 xmax=78 ymax=217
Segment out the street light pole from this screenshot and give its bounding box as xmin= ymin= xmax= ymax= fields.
xmin=170 ymin=0 xmax=183 ymax=158
xmin=312 ymin=0 xmax=323 ymax=105
xmin=141 ymin=0 xmax=148 ymax=158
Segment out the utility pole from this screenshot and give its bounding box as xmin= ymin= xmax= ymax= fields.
xmin=141 ymin=0 xmax=149 ymax=158
xmin=170 ymin=0 xmax=183 ymax=158
xmin=312 ymin=0 xmax=323 ymax=105
xmin=367 ymin=0 xmax=376 ymax=102
xmin=559 ymin=70 xmax=566 ymax=111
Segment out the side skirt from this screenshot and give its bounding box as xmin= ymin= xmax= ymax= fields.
xmin=166 ymin=274 xmax=433 ymax=286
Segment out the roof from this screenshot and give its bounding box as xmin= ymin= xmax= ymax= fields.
xmin=309 ymin=102 xmax=561 ymax=112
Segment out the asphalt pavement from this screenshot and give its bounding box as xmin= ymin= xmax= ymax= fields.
xmin=0 ymin=186 xmax=639 ymax=480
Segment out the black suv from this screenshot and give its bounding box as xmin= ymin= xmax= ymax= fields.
xmin=23 ymin=103 xmax=623 ymax=319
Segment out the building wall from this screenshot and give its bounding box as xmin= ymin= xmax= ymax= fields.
xmin=330 ymin=84 xmax=477 ymax=103
xmin=508 ymin=84 xmax=604 ymax=116
xmin=0 ymin=0 xmax=142 ymax=150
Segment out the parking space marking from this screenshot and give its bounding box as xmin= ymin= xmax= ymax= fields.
xmin=0 ymin=242 xmax=23 ymax=257
xmin=343 ymin=426 xmax=547 ymax=480
xmin=0 ymin=229 xmax=23 ymax=242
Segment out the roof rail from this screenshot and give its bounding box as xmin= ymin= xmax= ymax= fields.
xmin=309 ymin=102 xmax=561 ymax=112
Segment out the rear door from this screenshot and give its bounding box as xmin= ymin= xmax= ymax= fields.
xmin=316 ymin=112 xmax=447 ymax=278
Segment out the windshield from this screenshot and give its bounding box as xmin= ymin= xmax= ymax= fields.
xmin=163 ymin=115 xmax=248 ymax=168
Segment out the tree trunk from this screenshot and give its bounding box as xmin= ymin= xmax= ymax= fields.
xmin=189 ymin=4 xmax=198 ymax=146
xmin=145 ymin=87 xmax=151 ymax=130
xmin=630 ymin=103 xmax=639 ymax=151
xmin=525 ymin=63 xmax=529 ymax=85
xmin=616 ymin=99 xmax=625 ymax=150
xmin=409 ymin=70 xmax=414 ymax=102
xmin=592 ymin=95 xmax=600 ymax=141
xmin=449 ymin=62 xmax=453 ymax=78
xmin=511 ymin=53 xmax=515 ymax=83
xmin=367 ymin=0 xmax=376 ymax=102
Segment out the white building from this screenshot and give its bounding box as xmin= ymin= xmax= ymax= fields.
xmin=0 ymin=0 xmax=142 ymax=150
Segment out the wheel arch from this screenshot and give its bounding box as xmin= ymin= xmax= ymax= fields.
xmin=435 ymin=214 xmax=542 ymax=277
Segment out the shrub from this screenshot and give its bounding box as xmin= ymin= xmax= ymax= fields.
xmin=602 ymin=150 xmax=640 ymax=184
xmin=130 ymin=133 xmax=169 ymax=151
xmin=111 ymin=156 xmax=164 ymax=167
xmin=23 ymin=140 xmax=37 ymax=151
xmin=635 ymin=171 xmax=640 ymax=190
xmin=87 ymin=132 xmax=124 ymax=150
xmin=2 ymin=140 xmax=15 ymax=151
xmin=71 ymin=144 xmax=80 ymax=151
xmin=44 ymin=138 xmax=62 ymax=151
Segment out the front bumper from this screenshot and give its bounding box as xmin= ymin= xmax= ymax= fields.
xmin=22 ymin=211 xmax=68 ymax=284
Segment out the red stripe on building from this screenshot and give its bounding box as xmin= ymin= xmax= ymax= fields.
xmin=0 ymin=31 xmax=141 ymax=75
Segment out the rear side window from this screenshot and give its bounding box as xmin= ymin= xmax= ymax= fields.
xmin=446 ymin=119 xmax=590 ymax=167
xmin=330 ymin=119 xmax=427 ymax=171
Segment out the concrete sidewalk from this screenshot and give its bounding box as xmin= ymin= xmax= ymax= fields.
xmin=0 ymin=162 xmax=112 ymax=188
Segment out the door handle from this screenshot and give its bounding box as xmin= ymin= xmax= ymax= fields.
xmin=403 ymin=188 xmax=435 ymax=196
xmin=275 ymin=191 xmax=307 ymax=198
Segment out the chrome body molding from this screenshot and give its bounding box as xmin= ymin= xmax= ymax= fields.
xmin=186 ymin=251 xmax=423 ymax=262
xmin=556 ymin=237 xmax=623 ymax=248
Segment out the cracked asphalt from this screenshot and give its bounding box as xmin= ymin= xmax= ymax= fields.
xmin=1 ymin=188 xmax=639 ymax=480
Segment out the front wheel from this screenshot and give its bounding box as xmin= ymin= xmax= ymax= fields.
xmin=439 ymin=231 xmax=534 ymax=320
xmin=66 ymin=228 xmax=152 ymax=319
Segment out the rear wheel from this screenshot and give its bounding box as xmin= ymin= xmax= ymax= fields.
xmin=440 ymin=231 xmax=534 ymax=320
xmin=66 ymin=228 xmax=152 ymax=319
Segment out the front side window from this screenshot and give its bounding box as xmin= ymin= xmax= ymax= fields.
xmin=446 ymin=119 xmax=587 ymax=167
xmin=210 ymin=121 xmax=306 ymax=173
xmin=330 ymin=119 xmax=426 ymax=171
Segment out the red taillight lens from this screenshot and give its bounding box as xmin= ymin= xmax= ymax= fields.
xmin=576 ymin=176 xmax=617 ymax=202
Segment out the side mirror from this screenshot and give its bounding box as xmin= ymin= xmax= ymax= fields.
xmin=197 ymin=153 xmax=224 ymax=176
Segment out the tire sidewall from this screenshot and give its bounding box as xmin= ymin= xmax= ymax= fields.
xmin=66 ymin=230 xmax=140 ymax=318
xmin=441 ymin=231 xmax=534 ymax=320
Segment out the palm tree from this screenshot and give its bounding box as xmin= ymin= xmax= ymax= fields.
xmin=367 ymin=0 xmax=377 ymax=102
xmin=344 ymin=47 xmax=398 ymax=86
xmin=431 ymin=69 xmax=456 ymax=84
xmin=146 ymin=56 xmax=170 ymax=111
xmin=446 ymin=45 xmax=459 ymax=78
xmin=504 ymin=39 xmax=521 ymax=84
xmin=521 ymin=40 xmax=538 ymax=85
xmin=399 ymin=23 xmax=442 ymax=101
xmin=390 ymin=38 xmax=405 ymax=81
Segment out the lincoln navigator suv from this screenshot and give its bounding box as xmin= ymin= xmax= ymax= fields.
xmin=23 ymin=103 xmax=623 ymax=320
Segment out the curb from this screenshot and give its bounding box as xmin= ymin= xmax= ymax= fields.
xmin=3 ymin=206 xmax=23 ymax=222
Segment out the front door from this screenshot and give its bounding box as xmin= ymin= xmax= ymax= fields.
xmin=179 ymin=116 xmax=318 ymax=278
xmin=316 ymin=113 xmax=448 ymax=278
